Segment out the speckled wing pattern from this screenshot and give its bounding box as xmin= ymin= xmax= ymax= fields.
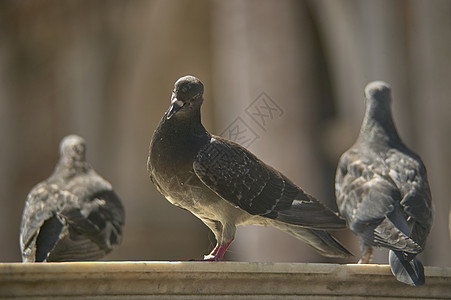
xmin=384 ymin=148 xmax=432 ymax=249
xmin=194 ymin=137 xmax=346 ymax=229
xmin=336 ymin=146 xmax=431 ymax=253
xmin=20 ymin=183 xmax=73 ymax=261
xmin=20 ymin=182 xmax=124 ymax=262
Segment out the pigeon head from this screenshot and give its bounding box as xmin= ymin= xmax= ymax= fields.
xmin=360 ymin=81 xmax=401 ymax=144
xmin=167 ymin=75 xmax=204 ymax=119
xmin=362 ymin=81 xmax=393 ymax=125
xmin=365 ymin=81 xmax=391 ymax=106
xmin=60 ymin=134 xmax=87 ymax=162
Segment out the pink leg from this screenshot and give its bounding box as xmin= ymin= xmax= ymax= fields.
xmin=203 ymin=240 xmax=233 ymax=261
xmin=206 ymin=244 xmax=220 ymax=257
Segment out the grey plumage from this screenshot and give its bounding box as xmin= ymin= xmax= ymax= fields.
xmin=20 ymin=135 xmax=125 ymax=262
xmin=148 ymin=75 xmax=351 ymax=261
xmin=335 ymin=81 xmax=433 ymax=286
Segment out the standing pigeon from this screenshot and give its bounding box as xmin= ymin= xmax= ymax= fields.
xmin=148 ymin=75 xmax=351 ymax=261
xmin=20 ymin=135 xmax=125 ymax=262
xmin=335 ymin=81 xmax=433 ymax=286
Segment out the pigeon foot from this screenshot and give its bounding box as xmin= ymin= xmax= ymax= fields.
xmin=358 ymin=245 xmax=373 ymax=264
xmin=201 ymin=240 xmax=233 ymax=261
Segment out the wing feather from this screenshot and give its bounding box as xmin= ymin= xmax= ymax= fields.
xmin=194 ymin=137 xmax=345 ymax=229
xmin=336 ymin=147 xmax=429 ymax=251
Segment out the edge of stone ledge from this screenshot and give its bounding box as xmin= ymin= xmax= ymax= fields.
xmin=0 ymin=261 xmax=448 ymax=277
xmin=0 ymin=262 xmax=450 ymax=299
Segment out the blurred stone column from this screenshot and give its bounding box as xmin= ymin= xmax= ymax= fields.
xmin=409 ymin=0 xmax=451 ymax=267
xmin=212 ymin=0 xmax=331 ymax=262
xmin=311 ymin=0 xmax=411 ymax=137
xmin=0 ymin=44 xmax=18 ymax=261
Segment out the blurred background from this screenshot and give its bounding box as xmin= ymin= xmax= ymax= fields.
xmin=1 ymin=0 xmax=450 ymax=267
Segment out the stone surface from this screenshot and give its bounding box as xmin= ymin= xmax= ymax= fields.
xmin=0 ymin=262 xmax=449 ymax=299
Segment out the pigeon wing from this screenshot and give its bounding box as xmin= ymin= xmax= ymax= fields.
xmin=20 ymin=183 xmax=62 ymax=262
xmin=385 ymin=149 xmax=433 ymax=248
xmin=194 ymin=137 xmax=344 ymax=229
xmin=55 ymin=189 xmax=125 ymax=260
xmin=336 ymin=149 xmax=396 ymax=223
xmin=193 ymin=137 xmax=293 ymax=217
xmin=336 ymin=148 xmax=421 ymax=252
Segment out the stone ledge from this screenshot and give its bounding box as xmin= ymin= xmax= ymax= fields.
xmin=0 ymin=262 xmax=450 ymax=299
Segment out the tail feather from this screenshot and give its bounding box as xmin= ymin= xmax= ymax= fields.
xmin=276 ymin=195 xmax=347 ymax=230
xmin=272 ymin=220 xmax=352 ymax=258
xmin=389 ymin=250 xmax=425 ymax=286
xmin=47 ymin=235 xmax=106 ymax=261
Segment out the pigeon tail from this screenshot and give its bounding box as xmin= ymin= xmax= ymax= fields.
xmin=360 ymin=216 xmax=423 ymax=254
xmin=272 ymin=221 xmax=352 ymax=258
xmin=46 ymin=235 xmax=106 ymax=262
xmin=389 ymin=250 xmax=425 ymax=286
xmin=275 ymin=194 xmax=347 ymax=230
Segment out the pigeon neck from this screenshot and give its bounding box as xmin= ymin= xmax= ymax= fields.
xmin=151 ymin=107 xmax=210 ymax=172
xmin=358 ymin=101 xmax=402 ymax=146
xmin=55 ymin=157 xmax=90 ymax=178
xmin=166 ymin=107 xmax=206 ymax=135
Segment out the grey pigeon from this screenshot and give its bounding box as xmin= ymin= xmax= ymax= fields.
xmin=335 ymin=81 xmax=433 ymax=286
xmin=20 ymin=135 xmax=125 ymax=262
xmin=148 ymin=75 xmax=351 ymax=261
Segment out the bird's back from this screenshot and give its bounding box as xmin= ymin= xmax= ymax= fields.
xmin=20 ymin=167 xmax=124 ymax=262
xmin=336 ymin=135 xmax=432 ymax=252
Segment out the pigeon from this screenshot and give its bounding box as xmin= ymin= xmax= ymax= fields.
xmin=335 ymin=81 xmax=433 ymax=286
xmin=147 ymin=75 xmax=351 ymax=261
xmin=20 ymin=134 xmax=125 ymax=262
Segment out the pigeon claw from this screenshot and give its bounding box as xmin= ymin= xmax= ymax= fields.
xmin=202 ymin=254 xmax=222 ymax=261
xmin=196 ymin=240 xmax=233 ymax=261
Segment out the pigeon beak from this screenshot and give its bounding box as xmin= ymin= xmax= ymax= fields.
xmin=167 ymin=98 xmax=185 ymax=119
